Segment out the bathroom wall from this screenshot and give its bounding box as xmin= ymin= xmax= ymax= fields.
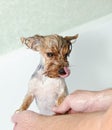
xmin=0 ymin=0 xmax=112 ymax=54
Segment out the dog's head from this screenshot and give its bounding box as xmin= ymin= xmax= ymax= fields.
xmin=21 ymin=34 xmax=78 ymax=78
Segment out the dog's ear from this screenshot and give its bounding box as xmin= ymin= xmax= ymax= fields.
xmin=20 ymin=35 xmax=44 ymax=51
xmin=64 ymin=34 xmax=78 ymax=43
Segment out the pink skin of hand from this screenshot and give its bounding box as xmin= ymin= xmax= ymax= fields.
xmin=12 ymin=111 xmax=43 ymax=130
xmin=53 ymin=89 xmax=112 ymax=114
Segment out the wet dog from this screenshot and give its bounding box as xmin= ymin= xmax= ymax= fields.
xmin=17 ymin=34 xmax=78 ymax=115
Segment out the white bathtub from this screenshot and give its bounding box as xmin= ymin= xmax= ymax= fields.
xmin=0 ymin=13 xmax=112 ymax=130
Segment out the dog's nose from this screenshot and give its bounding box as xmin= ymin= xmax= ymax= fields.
xmin=58 ymin=68 xmax=66 ymax=75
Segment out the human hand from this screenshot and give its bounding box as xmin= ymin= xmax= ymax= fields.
xmin=12 ymin=110 xmax=103 ymax=130
xmin=53 ymin=89 xmax=112 ymax=114
xmin=12 ymin=110 xmax=46 ymax=130
xmin=53 ymin=90 xmax=96 ymax=114
xmin=12 ymin=104 xmax=112 ymax=130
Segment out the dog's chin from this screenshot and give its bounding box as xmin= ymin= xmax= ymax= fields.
xmin=59 ymin=73 xmax=70 ymax=78
xmin=44 ymin=71 xmax=59 ymax=78
xmin=46 ymin=74 xmax=70 ymax=78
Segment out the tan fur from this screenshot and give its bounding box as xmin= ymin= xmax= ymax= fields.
xmin=57 ymin=95 xmax=66 ymax=106
xmin=17 ymin=94 xmax=34 ymax=111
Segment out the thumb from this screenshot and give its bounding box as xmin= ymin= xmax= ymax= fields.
xmin=12 ymin=111 xmax=27 ymax=123
xmin=12 ymin=110 xmax=35 ymax=123
xmin=12 ymin=112 xmax=22 ymax=124
xmin=53 ymin=97 xmax=70 ymax=114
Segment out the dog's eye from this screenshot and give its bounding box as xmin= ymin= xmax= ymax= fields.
xmin=46 ymin=52 xmax=54 ymax=57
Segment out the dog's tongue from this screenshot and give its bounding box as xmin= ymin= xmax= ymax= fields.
xmin=60 ymin=67 xmax=70 ymax=78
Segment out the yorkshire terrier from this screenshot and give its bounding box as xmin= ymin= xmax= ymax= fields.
xmin=17 ymin=34 xmax=78 ymax=115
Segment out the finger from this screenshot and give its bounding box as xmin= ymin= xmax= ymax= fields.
xmin=53 ymin=97 xmax=70 ymax=114
xmin=12 ymin=112 xmax=24 ymax=123
xmin=13 ymin=124 xmax=24 ymax=130
xmin=68 ymin=109 xmax=76 ymax=114
xmin=13 ymin=123 xmax=17 ymax=130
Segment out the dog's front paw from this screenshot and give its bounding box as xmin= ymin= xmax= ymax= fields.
xmin=56 ymin=96 xmax=65 ymax=106
xmin=15 ymin=108 xmax=24 ymax=113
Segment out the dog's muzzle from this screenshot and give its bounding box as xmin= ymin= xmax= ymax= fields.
xmin=58 ymin=67 xmax=70 ymax=78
